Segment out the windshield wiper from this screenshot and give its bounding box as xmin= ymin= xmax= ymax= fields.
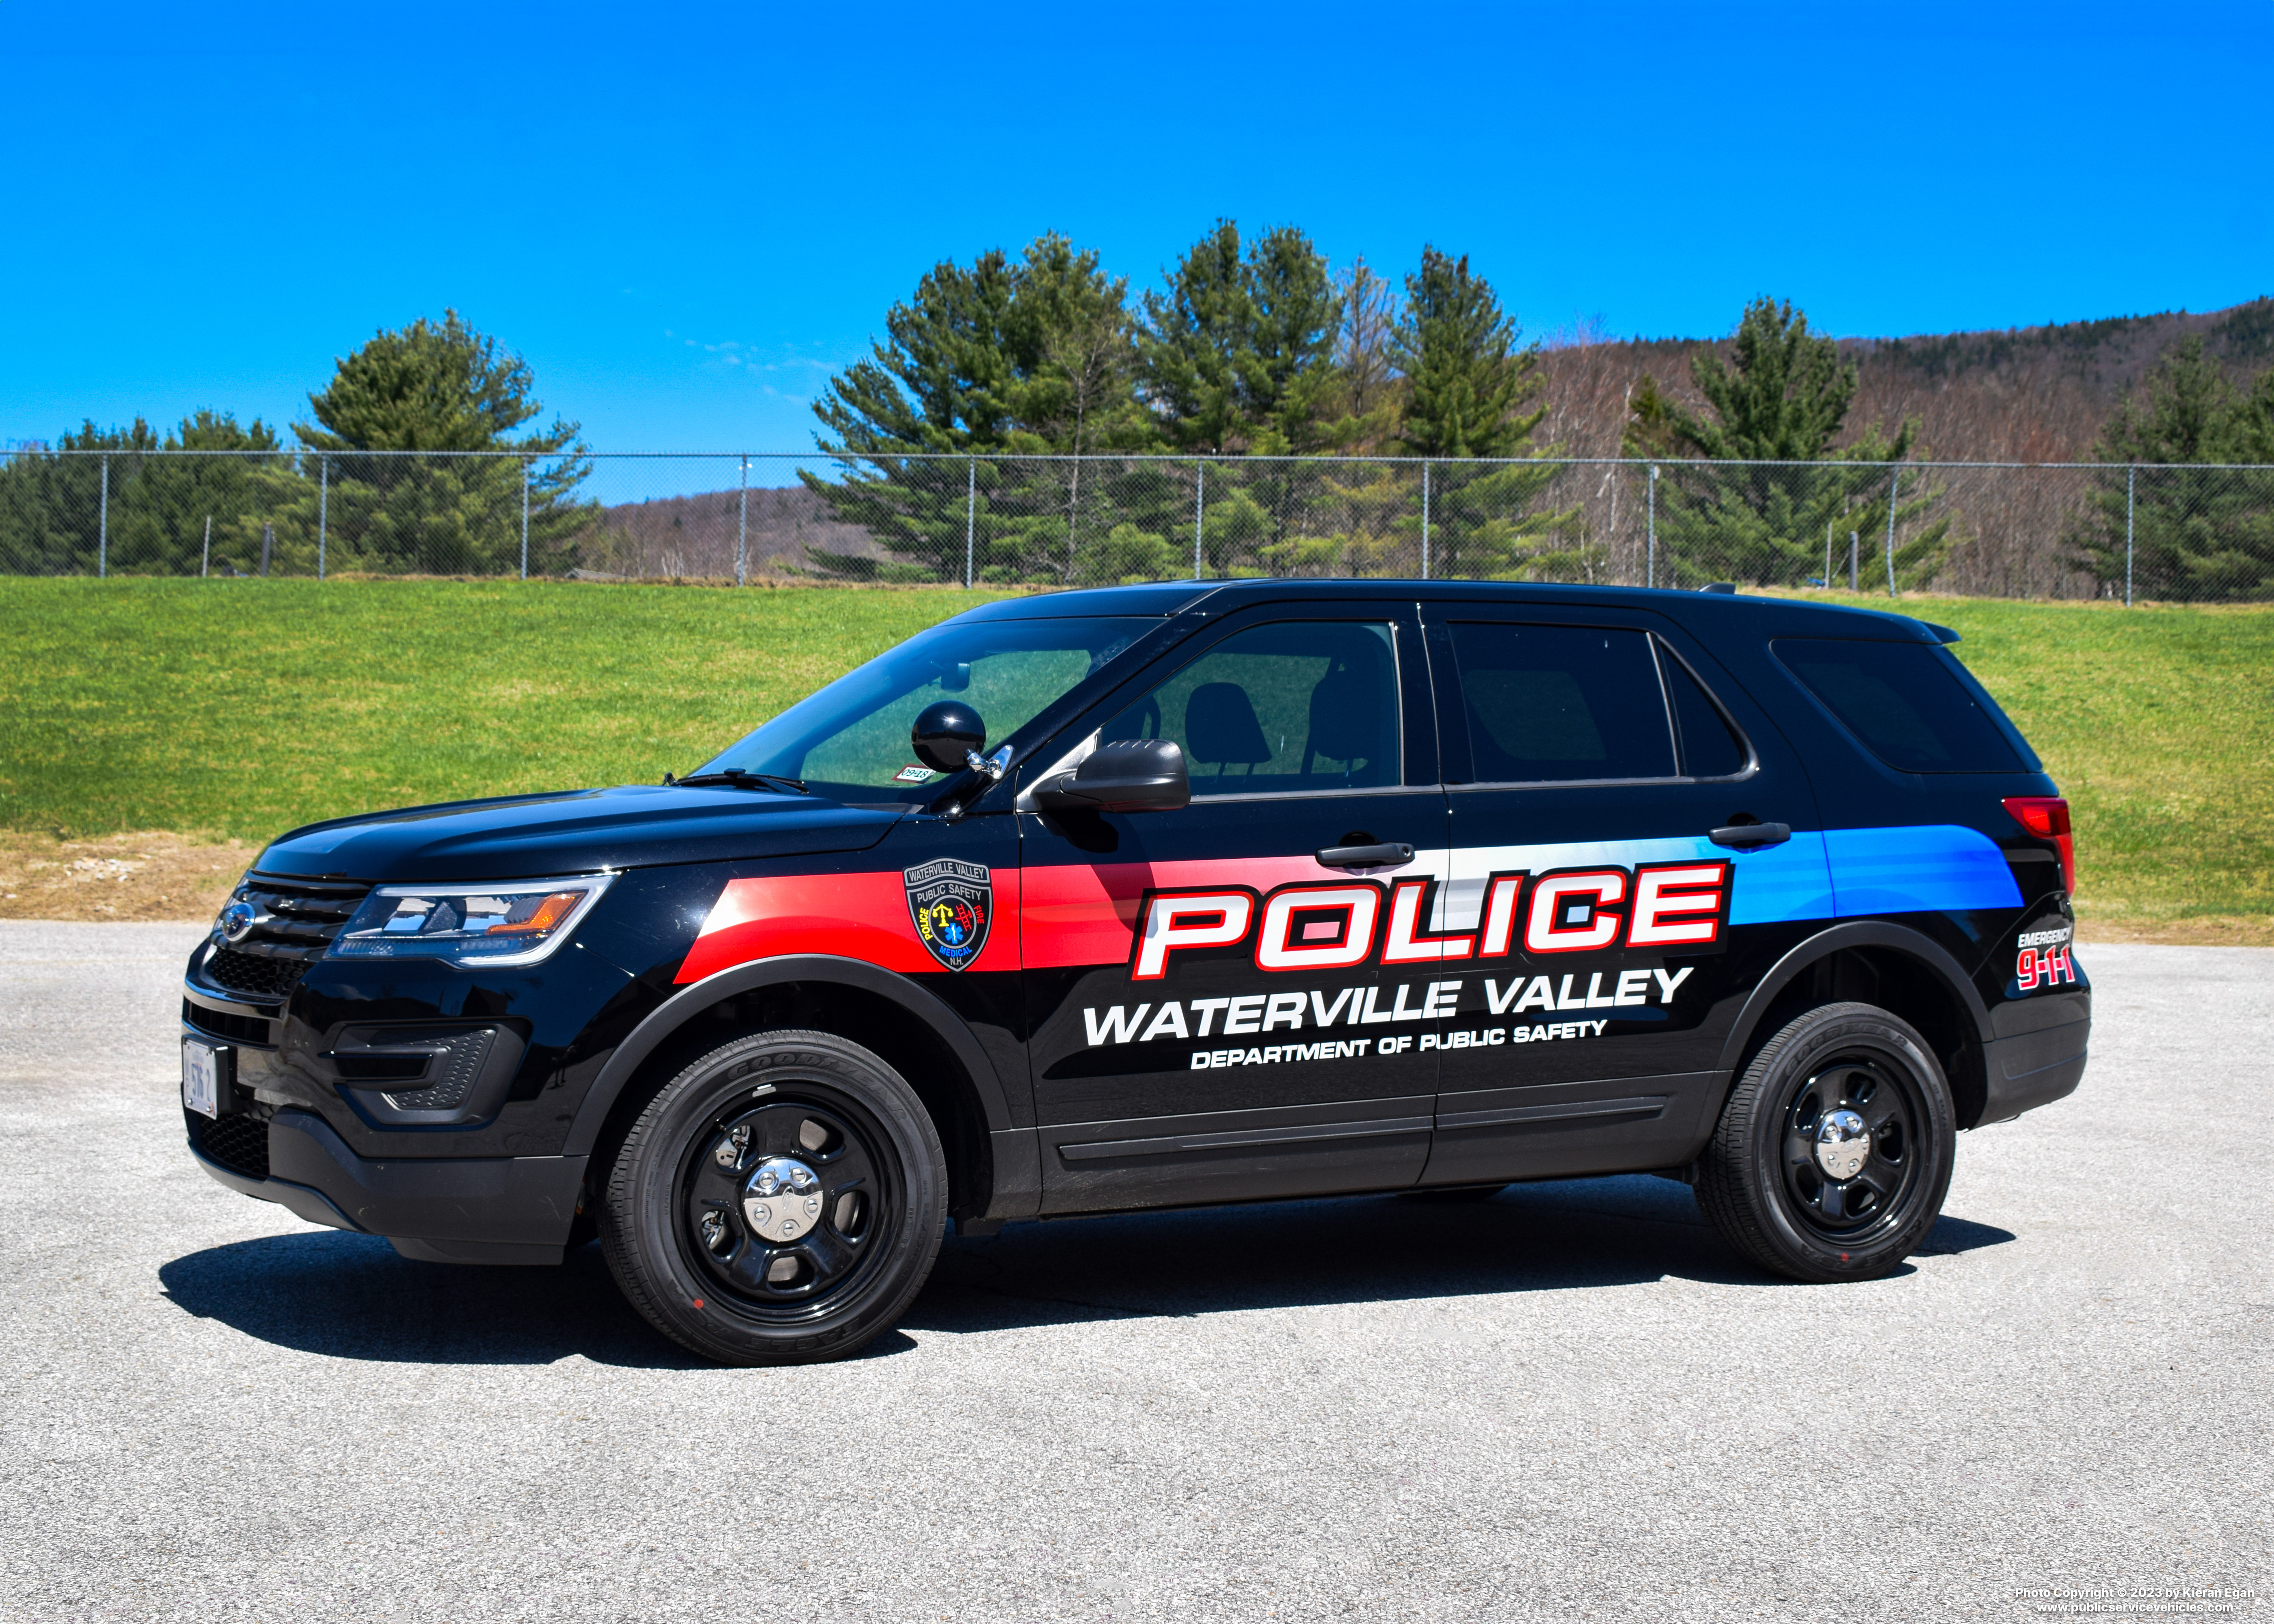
xmin=664 ymin=769 xmax=810 ymax=795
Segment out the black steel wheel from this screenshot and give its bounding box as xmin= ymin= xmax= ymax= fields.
xmin=1697 ymin=1001 xmax=1955 ymax=1283
xmin=599 ymin=1030 xmax=946 ymax=1365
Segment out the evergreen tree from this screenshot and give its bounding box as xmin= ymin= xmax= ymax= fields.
xmin=808 ymin=235 xmax=1159 ymax=582
xmin=0 ymin=412 xmax=309 ymax=575
xmin=1134 ymin=222 xmax=1345 ymax=578
xmin=2071 ymin=338 xmax=2274 ymax=600
xmin=1137 ymin=221 xmax=1342 ymax=456
xmin=1632 ymin=296 xmax=1859 ymax=462
xmin=1137 ymin=221 xmax=1252 ymax=456
xmin=1391 ymin=248 xmax=1540 ymax=460
xmin=998 ymin=235 xmax=1156 ymax=582
xmin=1388 ymin=248 xmax=1573 ymax=577
xmin=809 ymin=251 xmax=1021 ymax=457
xmin=1626 ymin=297 xmax=1950 ymax=590
xmin=0 ymin=419 xmax=158 ymax=573
xmin=1239 ymin=226 xmax=1343 ymax=456
xmin=805 ymin=251 xmax=1024 ymax=578
xmin=125 ymin=412 xmax=302 ymax=575
xmin=296 ymin=311 xmax=594 ymax=574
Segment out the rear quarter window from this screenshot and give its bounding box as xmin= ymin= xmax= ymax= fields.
xmin=1773 ymin=637 xmax=2025 ymax=773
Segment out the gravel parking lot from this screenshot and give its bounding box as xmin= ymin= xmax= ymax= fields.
xmin=1 ymin=923 xmax=2266 ymax=1622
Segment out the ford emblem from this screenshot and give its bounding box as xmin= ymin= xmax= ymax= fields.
xmin=216 ymin=900 xmax=258 ymax=944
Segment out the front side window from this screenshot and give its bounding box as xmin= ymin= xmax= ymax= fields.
xmin=1449 ymin=622 xmax=1677 ymax=783
xmin=699 ymin=617 xmax=1153 ymax=801
xmin=1094 ymin=620 xmax=1401 ymax=796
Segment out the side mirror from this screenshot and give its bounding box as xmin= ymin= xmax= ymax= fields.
xmin=1035 ymin=739 xmax=1190 ymax=814
xmin=912 ymin=700 xmax=987 ymax=773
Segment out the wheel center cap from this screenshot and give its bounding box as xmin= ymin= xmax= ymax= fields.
xmin=1814 ymin=1109 xmax=1871 ymax=1181
xmin=743 ymin=1156 xmax=823 ymax=1242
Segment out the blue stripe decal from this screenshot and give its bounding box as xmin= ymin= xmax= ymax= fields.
xmin=1441 ymin=825 xmax=2015 ymax=929
xmin=1717 ymin=831 xmax=1839 ymax=926
xmin=1824 ymin=824 xmax=2021 ymax=916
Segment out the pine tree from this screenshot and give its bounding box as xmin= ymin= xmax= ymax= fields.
xmin=0 ymin=412 xmax=311 ymax=575
xmin=809 ymin=251 xmax=1021 ymax=458
xmin=1386 ymin=249 xmax=1573 ymax=577
xmin=296 ymin=311 xmax=593 ymax=574
xmin=1137 ymin=221 xmax=1252 ymax=456
xmin=805 ymin=251 xmax=1024 ymax=578
xmin=127 ymin=412 xmax=299 ymax=575
xmin=1239 ymin=226 xmax=1343 ymax=456
xmin=2071 ymin=338 xmax=2274 ymax=600
xmin=998 ymin=235 xmax=1156 ymax=583
xmin=1136 ymin=221 xmax=1342 ymax=457
xmin=808 ymin=235 xmax=1159 ymax=582
xmin=1391 ymin=248 xmax=1540 ymax=460
xmin=1626 ymin=297 xmax=1950 ymax=590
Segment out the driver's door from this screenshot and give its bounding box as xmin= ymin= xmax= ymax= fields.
xmin=1018 ymin=603 xmax=1450 ymax=1214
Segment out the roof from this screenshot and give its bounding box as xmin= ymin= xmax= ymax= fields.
xmin=954 ymin=578 xmax=1951 ymax=641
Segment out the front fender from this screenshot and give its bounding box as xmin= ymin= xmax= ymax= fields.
xmin=559 ymin=953 xmax=1035 ymax=1217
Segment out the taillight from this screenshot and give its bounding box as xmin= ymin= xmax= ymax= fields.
xmin=2002 ymin=797 xmax=2075 ymax=894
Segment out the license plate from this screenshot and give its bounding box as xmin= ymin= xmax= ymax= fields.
xmin=182 ymin=1039 xmax=220 ymax=1118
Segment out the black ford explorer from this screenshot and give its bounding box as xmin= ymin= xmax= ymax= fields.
xmin=181 ymin=579 xmax=2090 ymax=1365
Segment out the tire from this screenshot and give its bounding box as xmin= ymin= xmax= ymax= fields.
xmin=1696 ymin=1001 xmax=1956 ymax=1283
xmin=599 ymin=1030 xmax=947 ymax=1365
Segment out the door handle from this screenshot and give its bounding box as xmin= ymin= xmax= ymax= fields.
xmin=1316 ymin=841 xmax=1416 ymax=868
xmin=1710 ymin=821 xmax=1791 ymax=849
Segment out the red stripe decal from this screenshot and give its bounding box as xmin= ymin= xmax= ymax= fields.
xmin=677 ymin=870 xmax=1022 ymax=983
xmin=681 ymin=853 xmax=1339 ymax=984
xmin=1020 ymin=855 xmax=1325 ymax=969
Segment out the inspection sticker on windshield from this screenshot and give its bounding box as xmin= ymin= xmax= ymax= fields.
xmin=893 ymin=764 xmax=936 ymax=783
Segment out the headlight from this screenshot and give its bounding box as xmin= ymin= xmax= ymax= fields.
xmin=328 ymin=874 xmax=616 ymax=967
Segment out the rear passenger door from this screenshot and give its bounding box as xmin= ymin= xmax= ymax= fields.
xmin=1019 ymin=603 xmax=1450 ymax=1214
xmin=1415 ymin=602 xmax=1830 ymax=1188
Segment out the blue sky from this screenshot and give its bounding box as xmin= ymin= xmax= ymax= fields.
xmin=4 ymin=0 xmax=2268 ymax=478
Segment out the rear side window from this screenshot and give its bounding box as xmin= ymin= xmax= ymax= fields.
xmin=1448 ymin=624 xmax=1675 ymax=782
xmin=1774 ymin=638 xmax=2023 ymax=773
xmin=1661 ymin=650 xmax=1751 ymax=778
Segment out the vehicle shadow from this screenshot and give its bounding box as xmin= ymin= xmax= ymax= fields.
xmin=905 ymin=1176 xmax=2017 ymax=1336
xmin=158 ymin=1230 xmax=712 ymax=1369
xmin=158 ymin=1176 xmax=2015 ymax=1366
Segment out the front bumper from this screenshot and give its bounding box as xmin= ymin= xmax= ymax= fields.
xmin=188 ymin=1107 xmax=586 ymax=1265
xmin=1978 ymin=991 xmax=2090 ymax=1125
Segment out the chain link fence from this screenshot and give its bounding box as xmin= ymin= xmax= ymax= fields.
xmin=4 ymin=449 xmax=2270 ymax=602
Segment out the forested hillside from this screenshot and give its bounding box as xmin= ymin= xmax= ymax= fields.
xmin=1538 ymin=298 xmax=2274 ymax=463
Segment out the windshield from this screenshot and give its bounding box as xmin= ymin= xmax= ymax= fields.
xmin=696 ymin=616 xmax=1154 ymax=802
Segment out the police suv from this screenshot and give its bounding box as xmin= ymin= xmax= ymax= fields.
xmin=181 ymin=580 xmax=2089 ymax=1364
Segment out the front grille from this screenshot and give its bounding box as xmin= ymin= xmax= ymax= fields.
xmin=192 ymin=1110 xmax=270 ymax=1180
xmin=198 ymin=874 xmax=373 ymax=1001
xmin=183 ymin=999 xmax=271 ymax=1045
xmin=231 ymin=874 xmax=372 ymax=956
xmin=203 ymin=948 xmax=310 ymax=1001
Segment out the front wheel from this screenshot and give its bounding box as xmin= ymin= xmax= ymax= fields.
xmin=599 ymin=1030 xmax=947 ymax=1365
xmin=1696 ymin=1001 xmax=1955 ymax=1283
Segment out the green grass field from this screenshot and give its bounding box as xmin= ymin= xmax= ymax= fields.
xmin=2 ymin=579 xmax=2266 ymax=941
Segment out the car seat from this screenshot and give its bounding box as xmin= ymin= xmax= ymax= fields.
xmin=1301 ymin=661 xmax=1381 ymax=780
xmin=1184 ymin=682 xmax=1272 ymax=779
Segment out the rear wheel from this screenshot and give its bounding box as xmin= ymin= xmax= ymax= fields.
xmin=599 ymin=1030 xmax=946 ymax=1365
xmin=1696 ymin=1001 xmax=1954 ymax=1283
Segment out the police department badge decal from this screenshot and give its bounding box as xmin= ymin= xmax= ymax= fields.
xmin=904 ymin=857 xmax=992 ymax=972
